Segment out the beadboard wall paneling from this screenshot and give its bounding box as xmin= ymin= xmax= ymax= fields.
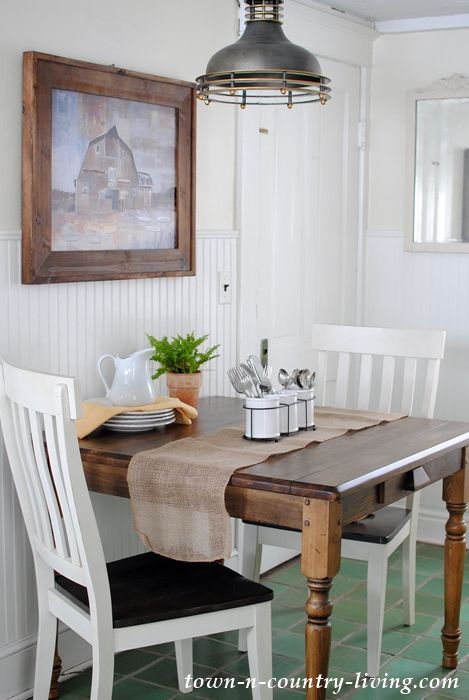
xmin=364 ymin=229 xmax=469 ymax=544
xmin=0 ymin=229 xmax=238 ymax=654
xmin=0 ymin=230 xmax=238 ymax=399
xmin=364 ymin=230 xmax=469 ymax=423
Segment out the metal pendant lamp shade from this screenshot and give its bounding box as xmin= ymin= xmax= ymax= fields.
xmin=196 ymin=0 xmax=331 ymax=108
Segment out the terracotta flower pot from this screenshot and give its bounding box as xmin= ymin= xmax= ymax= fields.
xmin=166 ymin=372 xmax=202 ymax=409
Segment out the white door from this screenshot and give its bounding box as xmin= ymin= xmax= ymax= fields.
xmin=238 ymin=59 xmax=362 ymax=375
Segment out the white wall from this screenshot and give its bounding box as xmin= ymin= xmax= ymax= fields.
xmin=368 ymin=28 xmax=469 ymax=234
xmin=6 ymin=2 xmax=455 ymax=697
xmin=0 ymin=0 xmax=238 ymax=233
xmin=0 ymin=2 xmax=239 ymax=697
xmin=365 ymin=28 xmax=469 ymax=542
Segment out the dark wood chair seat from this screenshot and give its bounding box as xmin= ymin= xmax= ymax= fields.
xmin=342 ymin=506 xmax=412 ymax=544
xmin=57 ymin=551 xmax=274 ymax=628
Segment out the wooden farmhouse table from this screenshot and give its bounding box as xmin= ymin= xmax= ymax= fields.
xmin=79 ymin=397 xmax=469 ymax=700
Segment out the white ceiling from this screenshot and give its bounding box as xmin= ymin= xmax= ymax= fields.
xmin=310 ymin=0 xmax=469 ymax=22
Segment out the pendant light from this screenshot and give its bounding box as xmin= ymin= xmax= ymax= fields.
xmin=196 ymin=0 xmax=331 ymax=108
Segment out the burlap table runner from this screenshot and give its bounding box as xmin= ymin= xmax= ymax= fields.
xmin=127 ymin=406 xmax=404 ymax=562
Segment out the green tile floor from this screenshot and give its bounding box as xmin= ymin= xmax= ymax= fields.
xmin=56 ymin=543 xmax=469 ymax=699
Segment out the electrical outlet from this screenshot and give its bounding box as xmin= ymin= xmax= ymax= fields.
xmin=218 ymin=272 xmax=232 ymax=304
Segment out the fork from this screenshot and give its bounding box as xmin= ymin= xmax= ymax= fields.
xmin=235 ymin=364 xmax=260 ymax=397
xmin=247 ymin=356 xmax=273 ymax=394
xmin=227 ymin=366 xmax=258 ymax=398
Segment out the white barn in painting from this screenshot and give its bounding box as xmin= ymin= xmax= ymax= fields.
xmin=75 ymin=125 xmax=153 ymax=213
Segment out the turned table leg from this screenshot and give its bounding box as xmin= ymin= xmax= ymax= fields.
xmin=301 ymin=497 xmax=342 ymax=700
xmin=442 ymin=460 xmax=468 ymax=669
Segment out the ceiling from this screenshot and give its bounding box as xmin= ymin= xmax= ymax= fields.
xmin=310 ymin=0 xmax=469 ymax=23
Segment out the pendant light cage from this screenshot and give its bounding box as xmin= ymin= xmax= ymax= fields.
xmin=196 ymin=0 xmax=331 ymax=108
xmin=245 ymin=1 xmax=284 ymax=22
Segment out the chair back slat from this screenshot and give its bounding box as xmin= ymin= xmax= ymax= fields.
xmin=43 ymin=413 xmax=81 ymax=565
xmin=335 ymin=352 xmax=350 ymax=407
xmin=356 ymin=354 xmax=372 ymax=410
xmin=421 ymin=358 xmax=442 ymax=419
xmin=12 ymin=403 xmax=55 ymax=550
xmin=311 ymin=324 xmax=446 ymax=418
xmin=378 ymin=356 xmax=395 ymax=413
xmin=401 ymin=357 xmax=417 ymax=415
xmin=53 ymin=392 xmax=91 ymax=571
xmin=315 ymin=350 xmax=328 ymax=405
xmin=29 ymin=408 xmax=69 ymax=559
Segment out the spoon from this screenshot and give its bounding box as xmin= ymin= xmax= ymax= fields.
xmin=278 ymin=368 xmax=292 ymax=389
xmin=291 ymin=368 xmax=300 ymax=387
xmin=298 ymin=368 xmax=312 ymax=389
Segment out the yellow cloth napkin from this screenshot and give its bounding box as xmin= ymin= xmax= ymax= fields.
xmin=76 ymin=397 xmax=198 ymax=439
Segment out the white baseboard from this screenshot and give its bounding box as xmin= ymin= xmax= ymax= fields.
xmin=0 ymin=628 xmax=91 ymax=700
xmin=0 ymin=637 xmax=35 ymax=700
xmin=417 ymin=507 xmax=447 ymax=547
xmin=58 ymin=628 xmax=92 ymax=678
xmin=225 ymin=544 xmax=299 ymax=577
xmin=260 ymin=545 xmax=300 ymax=574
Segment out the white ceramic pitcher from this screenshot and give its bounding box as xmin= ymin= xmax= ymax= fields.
xmin=97 ymin=348 xmax=156 ymax=406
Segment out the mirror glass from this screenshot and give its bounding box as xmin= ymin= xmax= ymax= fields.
xmin=407 ymin=76 xmax=469 ymax=251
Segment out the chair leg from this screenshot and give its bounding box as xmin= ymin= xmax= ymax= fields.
xmin=89 ymin=635 xmax=114 ymax=700
xmin=33 ymin=610 xmax=57 ymax=700
xmin=238 ymin=522 xmax=262 ymax=652
xmin=402 ymin=493 xmax=420 ymax=627
xmin=175 ymin=639 xmax=193 ymax=693
xmin=366 ymin=545 xmax=388 ymax=678
xmin=402 ymin=533 xmax=416 ymax=626
xmin=238 ymin=521 xmax=262 ymax=582
xmin=246 ymin=603 xmax=273 ymax=700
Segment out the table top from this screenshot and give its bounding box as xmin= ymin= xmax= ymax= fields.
xmin=80 ymin=397 xmax=469 ymax=501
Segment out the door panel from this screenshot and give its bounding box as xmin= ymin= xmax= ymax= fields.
xmin=238 ymin=59 xmax=361 ymax=376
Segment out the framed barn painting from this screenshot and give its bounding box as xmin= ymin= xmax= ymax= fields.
xmin=22 ymin=52 xmax=196 ymax=283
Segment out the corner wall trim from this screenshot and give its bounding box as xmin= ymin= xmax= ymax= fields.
xmin=376 ymin=14 xmax=469 ymax=34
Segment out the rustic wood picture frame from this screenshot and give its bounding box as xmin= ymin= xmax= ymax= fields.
xmin=22 ymin=52 xmax=196 ymax=284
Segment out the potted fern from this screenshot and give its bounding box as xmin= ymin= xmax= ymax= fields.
xmin=147 ymin=331 xmax=220 ymax=408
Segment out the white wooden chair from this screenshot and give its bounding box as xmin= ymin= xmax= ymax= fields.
xmin=0 ymin=359 xmax=273 ymax=700
xmin=238 ymin=324 xmax=446 ymax=677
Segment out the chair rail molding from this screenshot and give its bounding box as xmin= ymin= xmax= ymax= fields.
xmin=366 ymin=228 xmax=404 ymax=238
xmin=0 ymin=229 xmax=21 ymax=241
xmin=0 ymin=229 xmax=239 ymax=241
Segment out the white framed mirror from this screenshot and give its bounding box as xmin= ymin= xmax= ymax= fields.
xmin=406 ymin=74 xmax=469 ymax=252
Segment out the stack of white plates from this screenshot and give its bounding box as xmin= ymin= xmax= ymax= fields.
xmin=103 ymin=408 xmax=176 ymax=433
